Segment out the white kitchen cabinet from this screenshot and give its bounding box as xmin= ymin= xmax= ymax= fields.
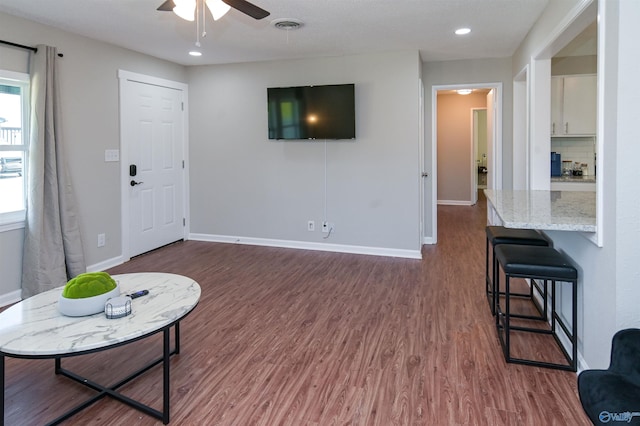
xmin=550 ymin=77 xmax=564 ymax=135
xmin=550 ymin=75 xmax=597 ymax=136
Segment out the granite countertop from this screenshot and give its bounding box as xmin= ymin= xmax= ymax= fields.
xmin=484 ymin=189 xmax=596 ymax=232
xmin=551 ymin=175 xmax=596 ymax=183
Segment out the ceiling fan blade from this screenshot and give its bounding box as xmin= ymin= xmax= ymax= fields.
xmin=157 ymin=0 xmax=175 ymax=12
xmin=222 ymin=0 xmax=270 ymax=20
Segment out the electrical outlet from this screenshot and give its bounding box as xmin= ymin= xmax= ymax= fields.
xmin=307 ymin=220 xmax=315 ymax=231
xmin=97 ymin=233 xmax=105 ymax=247
xmin=322 ymin=222 xmax=334 ymax=233
xmin=104 ymin=149 xmax=119 ymax=162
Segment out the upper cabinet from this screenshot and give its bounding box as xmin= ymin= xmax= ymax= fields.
xmin=551 ymin=74 xmax=597 ymax=136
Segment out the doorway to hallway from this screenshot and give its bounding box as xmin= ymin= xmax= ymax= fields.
xmin=429 ymin=83 xmax=502 ymax=243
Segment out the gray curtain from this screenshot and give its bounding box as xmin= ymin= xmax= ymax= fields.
xmin=21 ymin=45 xmax=86 ymax=298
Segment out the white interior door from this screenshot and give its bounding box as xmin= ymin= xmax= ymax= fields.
xmin=120 ymin=75 xmax=185 ymax=257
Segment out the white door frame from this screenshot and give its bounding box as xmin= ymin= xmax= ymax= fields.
xmin=419 ymin=79 xmax=425 ymax=250
xmin=117 ymin=70 xmax=190 ymax=261
xmin=471 ymin=107 xmax=487 ymax=204
xmin=513 ymin=65 xmax=530 ymax=190
xmin=431 ymin=83 xmax=503 ymax=239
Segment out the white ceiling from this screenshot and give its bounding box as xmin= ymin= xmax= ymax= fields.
xmin=0 ymin=0 xmax=549 ymax=66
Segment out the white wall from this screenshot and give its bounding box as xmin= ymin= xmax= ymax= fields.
xmin=187 ymin=51 xmax=422 ymax=255
xmin=0 ymin=12 xmax=187 ymax=300
xmin=512 ymin=0 xmax=640 ymax=368
xmin=613 ymin=0 xmax=640 ymax=331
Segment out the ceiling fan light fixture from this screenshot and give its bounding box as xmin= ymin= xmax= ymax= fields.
xmin=206 ymin=0 xmax=231 ymax=20
xmin=189 ymin=50 xmax=202 ymax=56
xmin=173 ymin=0 xmax=196 ymax=21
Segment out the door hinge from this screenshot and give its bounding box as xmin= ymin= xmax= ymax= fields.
xmin=183 ymin=218 xmax=186 ymax=226
xmin=181 ymin=102 xmax=184 ymax=111
xmin=182 ymin=160 xmax=185 ymax=169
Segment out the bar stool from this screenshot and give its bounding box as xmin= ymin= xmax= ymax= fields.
xmin=485 ymin=226 xmax=550 ymax=315
xmin=494 ymin=244 xmax=578 ymax=371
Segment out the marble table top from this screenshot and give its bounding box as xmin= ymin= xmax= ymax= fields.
xmin=484 ymin=189 xmax=596 ymax=232
xmin=0 ymin=273 xmax=200 ymax=357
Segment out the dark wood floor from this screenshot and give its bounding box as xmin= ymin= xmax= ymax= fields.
xmin=3 ymin=193 xmax=591 ymax=425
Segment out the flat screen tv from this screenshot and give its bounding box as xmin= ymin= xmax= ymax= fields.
xmin=267 ymin=84 xmax=355 ymax=140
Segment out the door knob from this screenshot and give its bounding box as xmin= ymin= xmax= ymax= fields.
xmin=130 ymin=180 xmax=144 ymax=186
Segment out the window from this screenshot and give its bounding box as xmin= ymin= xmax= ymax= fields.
xmin=0 ymin=70 xmax=29 ymax=227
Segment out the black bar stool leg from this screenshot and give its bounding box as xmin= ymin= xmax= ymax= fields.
xmin=1 ymin=355 xmax=4 ymax=426
xmin=572 ymin=280 xmax=578 ymax=371
xmin=504 ymin=274 xmax=511 ymax=361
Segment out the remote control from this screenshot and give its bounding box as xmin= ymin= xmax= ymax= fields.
xmin=128 ymin=290 xmax=149 ymax=299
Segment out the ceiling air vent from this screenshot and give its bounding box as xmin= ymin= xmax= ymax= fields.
xmin=271 ymin=19 xmax=303 ymax=30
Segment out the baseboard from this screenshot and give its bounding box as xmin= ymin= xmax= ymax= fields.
xmin=437 ymin=200 xmax=473 ymax=206
xmin=423 ymin=236 xmax=436 ymax=245
xmin=85 ymin=234 xmax=423 ymax=270
xmin=0 ymin=289 xmax=21 ymax=308
xmin=189 ymin=233 xmax=422 ymax=259
xmin=576 ymin=350 xmax=589 ymax=374
xmin=86 ymin=255 xmax=126 ymax=273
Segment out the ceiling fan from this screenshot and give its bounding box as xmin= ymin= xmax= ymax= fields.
xmin=157 ymin=0 xmax=270 ymax=20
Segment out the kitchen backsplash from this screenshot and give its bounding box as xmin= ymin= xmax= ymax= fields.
xmin=551 ymin=136 xmax=596 ymax=176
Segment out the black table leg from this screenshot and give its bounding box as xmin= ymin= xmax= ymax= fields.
xmin=4 ymin=316 xmax=190 ymax=425
xmin=175 ymin=322 xmax=181 ymax=355
xmin=44 ymin=324 xmax=180 ymax=425
xmin=1 ymin=355 xmax=5 ymax=426
xmin=163 ymin=327 xmax=170 ymax=424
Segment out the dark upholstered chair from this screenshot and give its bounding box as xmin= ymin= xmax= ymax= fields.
xmin=578 ymin=328 xmax=640 ymax=425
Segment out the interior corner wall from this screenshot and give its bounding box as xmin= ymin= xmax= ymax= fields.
xmin=0 ymin=12 xmax=187 ymax=300
xmin=186 ymin=51 xmax=422 ymax=253
xmin=436 ymin=92 xmax=487 ymax=203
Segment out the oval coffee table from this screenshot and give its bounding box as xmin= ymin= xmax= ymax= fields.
xmin=0 ymin=272 xmax=200 ymax=425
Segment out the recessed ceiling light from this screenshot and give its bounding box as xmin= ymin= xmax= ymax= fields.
xmin=455 ymin=28 xmax=471 ymax=35
xmin=457 ymin=89 xmax=473 ymax=95
xmin=189 ymin=50 xmax=202 ymax=57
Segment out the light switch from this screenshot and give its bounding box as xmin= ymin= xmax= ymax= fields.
xmin=105 ymin=149 xmax=120 ymax=162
